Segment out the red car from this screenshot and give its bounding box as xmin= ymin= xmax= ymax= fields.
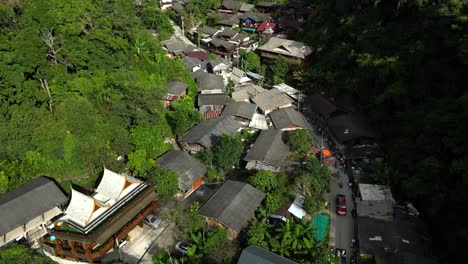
xmin=336 ymin=194 xmax=347 ymax=215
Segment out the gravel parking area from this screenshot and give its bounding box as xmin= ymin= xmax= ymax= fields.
xmin=120 ymin=221 xmax=178 ymax=264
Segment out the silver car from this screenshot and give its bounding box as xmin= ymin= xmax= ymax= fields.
xmin=143 ymin=214 xmax=162 ymax=229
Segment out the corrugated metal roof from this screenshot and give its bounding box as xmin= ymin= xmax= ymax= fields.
xmin=221 ymin=101 xmax=257 ymax=120
xmin=157 ymin=150 xmax=207 ymax=191
xmin=199 ymin=181 xmax=265 ymax=233
xmin=257 ymin=37 xmax=312 ymax=59
xmin=182 ymin=117 xmax=243 ymax=149
xmin=238 ymin=245 xmax=297 ymax=264
xmin=167 ymin=81 xmax=189 ymax=96
xmin=0 ymin=177 xmax=68 ymax=234
xmin=252 ymin=88 xmax=293 ymax=113
xmin=269 ymin=107 xmax=309 ymax=130
xmin=196 ymin=72 xmax=225 ymax=92
xmin=244 ymin=129 xmax=289 ymax=167
xmin=198 ymin=94 xmax=229 ymax=106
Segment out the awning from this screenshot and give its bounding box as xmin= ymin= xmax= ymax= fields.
xmin=241 ymin=27 xmax=256 ymax=32
xmin=322 ymin=149 xmax=332 ymax=157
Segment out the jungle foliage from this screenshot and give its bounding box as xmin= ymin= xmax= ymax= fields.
xmin=300 ymin=0 xmax=468 ymax=261
xmin=0 ymin=0 xmax=197 ymax=192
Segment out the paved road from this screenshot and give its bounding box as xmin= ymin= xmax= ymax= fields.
xmin=301 ymin=109 xmax=356 ymax=263
xmin=169 ymin=20 xmax=196 ymax=47
xmin=328 ymin=167 xmax=355 ymax=263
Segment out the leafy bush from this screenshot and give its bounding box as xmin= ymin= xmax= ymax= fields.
xmin=287 ymin=129 xmax=313 ymax=155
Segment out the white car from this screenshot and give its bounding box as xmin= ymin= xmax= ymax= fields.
xmin=267 ymin=214 xmax=288 ymax=226
xmin=143 ymin=214 xmax=162 ymax=229
xmin=175 ymin=241 xmax=192 ymax=254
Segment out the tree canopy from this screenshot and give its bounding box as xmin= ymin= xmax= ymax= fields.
xmin=0 ymin=0 xmax=198 ymax=192
xmin=300 ymin=0 xmax=468 ymax=261
xmin=287 ymin=129 xmax=313 ymax=155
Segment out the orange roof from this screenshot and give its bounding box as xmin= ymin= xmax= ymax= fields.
xmin=322 ymin=149 xmax=332 ymax=157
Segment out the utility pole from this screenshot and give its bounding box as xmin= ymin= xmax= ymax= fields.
xmin=298 ymin=90 xmax=301 ymax=112
xmin=181 ymin=16 xmax=185 ymax=37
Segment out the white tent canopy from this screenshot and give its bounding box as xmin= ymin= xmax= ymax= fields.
xmin=65 ymin=189 xmax=98 ymax=227
xmin=65 ymin=169 xmax=142 ymax=227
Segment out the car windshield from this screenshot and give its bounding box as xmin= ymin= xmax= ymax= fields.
xmin=181 ymin=242 xmax=190 ymax=249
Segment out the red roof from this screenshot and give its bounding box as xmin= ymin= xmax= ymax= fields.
xmin=256 ymin=21 xmax=277 ymax=32
xmin=186 ymin=51 xmax=209 ymax=61
xmin=203 ymin=109 xmax=223 ymax=119
xmin=163 ymin=94 xmax=181 ymax=102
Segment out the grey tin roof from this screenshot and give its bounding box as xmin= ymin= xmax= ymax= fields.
xmin=268 ymin=107 xmax=309 ymax=130
xmin=167 ymin=81 xmax=189 ymax=96
xmin=238 ymin=245 xmax=297 ymax=264
xmin=244 ymin=129 xmax=289 ymax=167
xmin=196 ymin=72 xmax=225 ymax=92
xmin=252 ymin=88 xmax=293 ymax=113
xmin=157 ymin=150 xmax=207 ymax=191
xmin=221 ymin=101 xmax=257 ymax=120
xmin=199 ymin=180 xmax=265 ymax=232
xmin=0 ymin=177 xmax=68 ymax=234
xmin=182 ymin=117 xmax=242 ymax=149
xmin=198 ymin=94 xmax=229 ymax=106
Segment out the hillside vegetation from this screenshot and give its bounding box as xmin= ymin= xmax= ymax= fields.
xmin=0 ymin=0 xmax=196 ymax=190
xmin=300 ymin=0 xmax=468 ymax=262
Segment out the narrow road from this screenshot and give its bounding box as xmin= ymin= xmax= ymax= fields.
xmin=169 ymin=20 xmax=196 ymax=47
xmin=328 ymin=166 xmax=355 ymax=264
xmin=301 ymin=108 xmax=356 ymax=263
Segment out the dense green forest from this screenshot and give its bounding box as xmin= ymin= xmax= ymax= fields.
xmin=0 ymin=0 xmax=198 ymax=191
xmin=300 ymin=0 xmax=467 ymax=262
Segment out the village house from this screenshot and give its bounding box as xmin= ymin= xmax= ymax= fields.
xmin=307 ymin=93 xmax=346 ymax=127
xmin=273 ymin=83 xmax=301 ymax=102
xmin=240 ymin=12 xmax=272 ymax=33
xmin=217 ymin=28 xmax=239 ymax=41
xmin=183 ymin=56 xmax=204 ymax=72
xmin=326 ymin=113 xmax=379 ymax=150
xmin=0 ymin=177 xmax=68 ymax=248
xmin=157 ymin=150 xmax=207 ymax=199
xmin=207 ymin=58 xmax=231 ymax=82
xmin=252 ymin=88 xmax=294 ymax=114
xmin=248 ymin=113 xmax=269 ymax=130
xmin=232 ymin=83 xmax=266 ymax=102
xmin=217 ymin=13 xmax=241 ymax=28
xmin=268 ymin=107 xmax=309 ymax=131
xmin=181 ymin=117 xmax=243 ymax=152
xmin=356 ymin=184 xmax=434 ymax=264
xmin=244 ymin=129 xmax=290 ymax=172
xmin=221 ymin=101 xmax=257 ymax=126
xmin=195 ymin=72 xmax=226 ymax=94
xmin=245 ymin=71 xmax=265 ymax=84
xmin=256 ymin=21 xmax=277 ymax=35
xmin=197 ymin=93 xmax=229 ymax=119
xmin=198 ymin=26 xmax=221 ymax=39
xmin=230 ymin=67 xmax=251 ymax=85
xmin=257 ymin=37 xmax=313 ymax=65
xmin=207 ymin=38 xmax=238 ymax=59
xmin=238 ymin=245 xmax=297 ymax=264
xmin=218 ymin=0 xmax=254 ymax=14
xmin=160 ymin=39 xmax=194 ymax=57
xmin=185 ymin=50 xmax=210 ymax=62
xmin=282 ymin=0 xmax=314 ymax=23
xmin=163 ymin=81 xmax=189 ymax=108
xmin=43 ymin=169 xmax=157 ymax=263
xmin=255 ymin=2 xmax=282 ymax=13
xmin=199 ymin=181 xmax=265 ymax=238
xmin=357 ymin=184 xmax=395 ymax=222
